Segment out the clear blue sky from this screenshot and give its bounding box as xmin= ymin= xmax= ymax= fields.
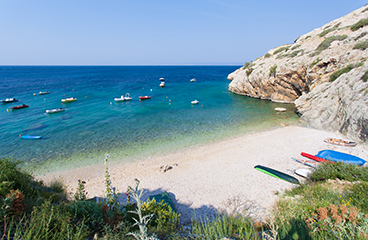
xmin=0 ymin=0 xmax=367 ymax=65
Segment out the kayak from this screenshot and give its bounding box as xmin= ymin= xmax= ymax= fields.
xmin=301 ymin=152 xmax=335 ymax=164
xmin=295 ymin=168 xmax=314 ymax=178
xmin=324 ymin=138 xmax=357 ymax=147
xmin=292 ymin=157 xmax=320 ymax=168
xmin=316 ymin=150 xmax=366 ymax=166
xmin=20 ymin=135 xmax=42 ymax=139
xmin=254 ymin=165 xmax=300 ymax=184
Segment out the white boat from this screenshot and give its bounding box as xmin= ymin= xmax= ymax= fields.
xmin=160 ymin=78 xmax=165 ymax=81
xmin=46 ymin=108 xmax=65 ymax=114
xmin=160 ymin=82 xmax=165 ymax=87
xmin=114 ymin=93 xmax=132 ymax=102
xmin=39 ymin=91 xmax=50 ymax=95
xmin=190 ymin=78 xmax=196 ymax=82
xmin=61 ymin=97 xmax=77 ymax=102
xmin=191 ymin=100 xmax=199 ymax=105
xmin=275 ymin=107 xmax=286 ymax=112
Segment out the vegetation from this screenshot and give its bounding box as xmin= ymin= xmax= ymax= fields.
xmin=2 ymin=156 xmax=368 ymax=239
xmin=273 ymin=46 xmax=290 ymax=55
xmin=311 ymin=57 xmax=322 ymax=68
xmin=269 ymin=65 xmax=277 ymax=77
xmin=354 ymin=39 xmax=368 ymax=50
xmin=311 ymin=35 xmax=348 ymax=56
xmin=319 ymin=23 xmax=341 ymax=37
xmin=361 ymin=70 xmax=368 ymax=82
xmin=355 ymin=32 xmax=368 ymax=41
xmin=329 ymin=63 xmax=364 ymax=82
xmin=351 ymin=18 xmax=368 ymax=31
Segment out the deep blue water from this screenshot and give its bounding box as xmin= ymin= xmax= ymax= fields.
xmin=0 ymin=66 xmax=299 ymax=174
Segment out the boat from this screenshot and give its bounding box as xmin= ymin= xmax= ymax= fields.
xmin=20 ymin=135 xmax=42 ymax=139
xmin=190 ymin=78 xmax=196 ymax=82
xmin=139 ymin=96 xmax=151 ymax=100
xmin=191 ymin=100 xmax=199 ymax=105
xmin=1 ymin=98 xmax=18 ymax=103
xmin=294 ymin=168 xmax=314 ymax=178
xmin=301 ymin=152 xmax=335 ymax=164
xmin=10 ymin=104 xmax=29 ymax=110
xmin=159 ymin=82 xmax=165 ymax=87
xmin=46 ymin=108 xmax=65 ymax=114
xmin=61 ymin=97 xmax=77 ymax=102
xmin=39 ymin=91 xmax=50 ymax=95
xmin=292 ymin=157 xmax=320 ymax=168
xmin=254 ymin=165 xmax=300 ymax=184
xmin=275 ymin=107 xmax=286 ymax=112
xmin=324 ymin=138 xmax=357 ymax=147
xmin=114 ymin=93 xmax=132 ymax=102
xmin=315 ymin=150 xmax=366 ymax=166
xmin=160 ymin=78 xmax=165 ymax=81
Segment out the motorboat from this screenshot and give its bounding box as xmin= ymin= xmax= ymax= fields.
xmin=160 ymin=82 xmax=165 ymax=87
xmin=139 ymin=96 xmax=151 ymax=100
xmin=190 ymin=78 xmax=196 ymax=82
xmin=11 ymin=104 xmax=29 ymax=110
xmin=61 ymin=97 xmax=77 ymax=102
xmin=39 ymin=91 xmax=50 ymax=95
xmin=191 ymin=100 xmax=199 ymax=105
xmin=46 ymin=108 xmax=65 ymax=114
xmin=114 ymin=93 xmax=132 ymax=102
xmin=160 ymin=78 xmax=165 ymax=81
xmin=2 ymin=98 xmax=18 ymax=103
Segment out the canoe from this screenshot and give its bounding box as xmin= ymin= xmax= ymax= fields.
xmin=292 ymin=157 xmax=320 ymax=168
xmin=20 ymin=135 xmax=42 ymax=139
xmin=324 ymin=138 xmax=357 ymax=147
xmin=315 ymin=150 xmax=366 ymax=166
xmin=254 ymin=165 xmax=300 ymax=184
xmin=294 ymin=168 xmax=314 ymax=178
xmin=301 ymin=152 xmax=335 ymax=164
xmin=11 ymin=104 xmax=29 ymax=110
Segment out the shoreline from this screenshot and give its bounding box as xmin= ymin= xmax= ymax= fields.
xmin=39 ymin=125 xmax=368 ymax=224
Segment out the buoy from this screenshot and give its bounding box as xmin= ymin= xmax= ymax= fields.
xmin=150 ymin=89 xmax=152 ymax=91
xmin=7 ymin=109 xmax=9 ymax=112
xmin=33 ymin=93 xmax=36 ymax=96
xmin=19 ymin=134 xmax=21 ymax=137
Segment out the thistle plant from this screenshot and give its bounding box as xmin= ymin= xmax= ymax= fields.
xmin=104 ymin=154 xmax=118 ymax=210
xmin=127 ymin=179 xmax=159 ymax=240
xmin=74 ymin=179 xmax=87 ymax=201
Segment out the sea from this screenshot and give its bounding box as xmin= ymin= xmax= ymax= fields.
xmin=0 ymin=66 xmax=300 ymax=175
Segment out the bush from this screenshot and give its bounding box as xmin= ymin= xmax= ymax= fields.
xmin=351 ymin=18 xmax=368 ymax=31
xmin=309 ymin=162 xmax=368 ymax=182
xmin=273 ymin=46 xmax=290 ymax=55
xmin=353 ymin=39 xmax=368 ymax=50
xmin=269 ymin=65 xmax=277 ymax=77
xmin=316 ymin=35 xmax=348 ymax=53
xmin=361 ymin=70 xmax=368 ymax=82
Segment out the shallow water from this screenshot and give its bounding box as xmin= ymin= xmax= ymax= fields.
xmin=0 ymin=66 xmax=300 ymax=174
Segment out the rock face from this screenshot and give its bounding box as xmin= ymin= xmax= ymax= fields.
xmin=228 ymin=5 xmax=368 ymax=142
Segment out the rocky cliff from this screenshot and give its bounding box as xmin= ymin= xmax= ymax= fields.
xmin=228 ymin=5 xmax=368 ymax=142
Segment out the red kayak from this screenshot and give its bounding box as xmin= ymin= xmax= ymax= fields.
xmin=11 ymin=104 xmax=29 ymax=110
xmin=301 ymin=152 xmax=335 ymax=164
xmin=139 ymin=96 xmax=151 ymax=100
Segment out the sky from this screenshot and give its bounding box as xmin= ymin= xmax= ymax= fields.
xmin=0 ymin=0 xmax=367 ymax=65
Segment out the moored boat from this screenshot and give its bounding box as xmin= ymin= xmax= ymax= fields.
xmin=160 ymin=82 xmax=165 ymax=87
xmin=190 ymin=78 xmax=196 ymax=82
xmin=114 ymin=93 xmax=132 ymax=102
xmin=11 ymin=104 xmax=29 ymax=110
xmin=39 ymin=91 xmax=50 ymax=95
xmin=324 ymin=138 xmax=357 ymax=147
xmin=20 ymin=135 xmax=42 ymax=139
xmin=61 ymin=97 xmax=77 ymax=102
xmin=2 ymin=98 xmax=18 ymax=103
xmin=46 ymin=108 xmax=65 ymax=114
xmin=139 ymin=96 xmax=151 ymax=100
xmin=191 ymin=99 xmax=199 ymax=105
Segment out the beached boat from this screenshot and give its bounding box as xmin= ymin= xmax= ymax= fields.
xmin=190 ymin=78 xmax=196 ymax=82
xmin=2 ymin=98 xmax=18 ymax=103
xmin=160 ymin=82 xmax=165 ymax=87
xmin=301 ymin=152 xmax=335 ymax=164
xmin=61 ymin=97 xmax=77 ymax=102
xmin=324 ymin=138 xmax=357 ymax=147
xmin=292 ymin=157 xmax=320 ymax=168
xmin=11 ymin=104 xmax=29 ymax=110
xmin=114 ymin=93 xmax=132 ymax=102
xmin=294 ymin=168 xmax=314 ymax=178
xmin=191 ymin=100 xmax=199 ymax=105
xmin=46 ymin=108 xmax=65 ymax=114
xmin=254 ymin=165 xmax=300 ymax=184
xmin=315 ymin=150 xmax=366 ymax=166
xmin=139 ymin=96 xmax=151 ymax=100
xmin=39 ymin=91 xmax=50 ymax=95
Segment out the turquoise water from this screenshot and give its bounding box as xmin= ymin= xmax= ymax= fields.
xmin=0 ymin=66 xmax=299 ymax=174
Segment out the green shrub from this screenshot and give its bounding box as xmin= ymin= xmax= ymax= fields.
xmin=273 ymin=46 xmax=290 ymax=55
xmin=246 ymin=67 xmax=253 ymax=77
xmin=68 ymin=200 xmax=105 ymax=233
xmin=351 ymin=18 xmax=368 ymax=31
xmin=347 ymin=181 xmax=368 ymax=212
xmin=264 ymin=53 xmax=271 ymax=58
xmin=316 ymin=35 xmax=348 ymax=53
xmin=269 ymin=65 xmax=277 ymax=77
xmin=192 ymin=214 xmax=257 ymax=240
xmin=291 ymin=44 xmax=301 ymax=50
xmin=329 ymin=64 xmax=355 ymax=82
xmin=289 ymin=50 xmax=303 ymax=58
xmin=311 ymin=57 xmax=322 ymax=67
xmin=355 ymin=31 xmax=368 ymax=41
xmin=353 ymin=39 xmax=368 ymax=50
xmin=309 ymin=162 xmax=368 ymax=182
xmin=361 ymin=70 xmax=368 ymax=82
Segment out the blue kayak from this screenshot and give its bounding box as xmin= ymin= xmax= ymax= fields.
xmin=315 ymin=150 xmax=366 ymax=166
xmin=20 ymin=135 xmax=42 ymax=139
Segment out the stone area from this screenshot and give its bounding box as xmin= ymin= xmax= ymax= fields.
xmin=228 ymin=5 xmax=368 ymax=142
